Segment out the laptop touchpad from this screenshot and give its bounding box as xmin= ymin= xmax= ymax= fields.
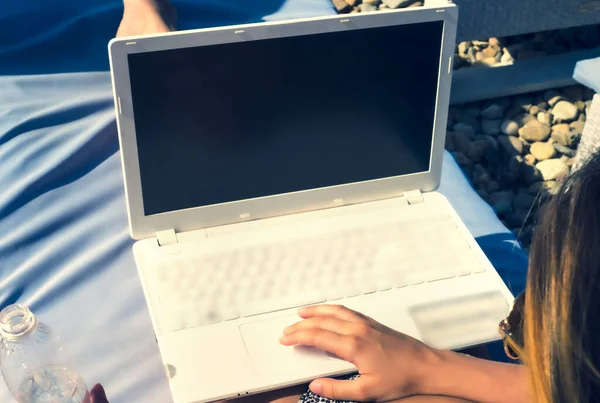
xmin=239 ymin=314 xmax=351 ymax=376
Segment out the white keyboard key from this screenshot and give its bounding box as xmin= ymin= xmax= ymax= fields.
xmin=327 ymin=290 xmax=345 ymax=301
xmin=425 ymin=268 xmax=455 ymax=283
xmin=239 ymin=293 xmax=326 ymax=317
xmin=161 ymin=308 xmax=186 ymax=332
xmin=220 ymin=307 xmax=240 ymax=322
xmin=375 ymin=277 xmax=394 ymax=291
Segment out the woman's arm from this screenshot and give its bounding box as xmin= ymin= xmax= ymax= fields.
xmin=417 ymin=351 xmax=530 ymax=403
xmin=397 ymin=396 xmax=475 ymax=403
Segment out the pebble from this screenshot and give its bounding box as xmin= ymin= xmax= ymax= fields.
xmin=513 ymin=192 xmax=536 ymax=210
xmin=501 ymin=120 xmax=519 ymax=136
xmin=486 ymin=180 xmax=501 ymax=193
xmin=513 ymin=113 xmax=536 ymax=127
xmin=481 ymin=119 xmax=502 ymax=135
xmin=453 ymin=131 xmax=471 ymax=155
xmin=536 ymin=158 xmax=570 ymax=181
xmin=498 ymin=135 xmax=523 ymax=156
xmin=452 ymin=152 xmax=472 ymax=170
xmin=553 ymin=143 xmax=576 ymax=157
xmin=569 ymin=120 xmax=585 ymax=137
xmin=346 ymin=0 xmax=361 ymax=5
xmin=522 ymin=163 xmax=543 ymax=184
xmin=551 ymin=101 xmax=579 ymax=123
xmin=501 ymin=49 xmax=514 ymax=64
xmin=551 ymin=123 xmax=579 ymax=147
xmin=494 ymin=198 xmax=513 ymax=216
xmin=482 ymin=46 xmax=497 ymax=59
xmin=382 ymin=0 xmax=414 ymax=7
xmin=537 ymin=111 xmax=552 ymax=126
xmin=359 ymin=2 xmax=378 ymax=11
xmin=458 ymin=41 xmax=470 ymax=57
xmin=480 ymin=57 xmax=497 ymax=67
xmin=489 ymin=190 xmax=515 ymax=205
xmin=544 ymin=90 xmax=563 ymax=106
xmin=504 ymin=213 xmax=525 ymax=229
xmin=524 ymin=154 xmax=537 ymax=166
xmin=520 ymin=137 xmax=531 ymax=154
xmin=519 ymin=120 xmax=551 ymax=142
xmin=453 ymin=123 xmax=476 ymax=138
xmin=467 ymin=140 xmax=490 ymax=163
xmin=481 ymin=104 xmax=505 ymax=120
xmin=486 ymin=37 xmax=499 ymax=47
xmin=530 ymin=141 xmax=557 ymax=161
xmin=332 ymin=0 xmax=352 ymax=12
xmin=529 ymin=105 xmax=541 ymax=116
xmin=472 ymin=40 xmax=489 ymax=47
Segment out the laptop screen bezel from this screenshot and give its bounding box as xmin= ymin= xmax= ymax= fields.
xmin=109 ymin=5 xmax=458 ymax=240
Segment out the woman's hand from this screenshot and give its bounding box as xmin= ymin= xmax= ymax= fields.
xmin=279 ymin=304 xmax=443 ymax=402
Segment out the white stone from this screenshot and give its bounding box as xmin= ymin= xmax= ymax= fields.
xmin=530 ymin=141 xmax=557 ymax=161
xmin=551 ymin=101 xmax=579 ymax=123
xmin=536 ymin=159 xmax=569 ymax=181
xmin=501 ymin=120 xmax=519 ymax=136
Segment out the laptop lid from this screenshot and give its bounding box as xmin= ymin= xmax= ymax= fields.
xmin=109 ymin=5 xmax=457 ymax=240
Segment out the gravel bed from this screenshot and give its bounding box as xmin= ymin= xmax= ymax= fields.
xmin=446 ymin=85 xmax=595 ymax=249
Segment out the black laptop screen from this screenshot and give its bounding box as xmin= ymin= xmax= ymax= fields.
xmin=128 ymin=20 xmax=444 ymax=216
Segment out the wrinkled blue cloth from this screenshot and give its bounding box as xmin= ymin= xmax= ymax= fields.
xmin=0 ymin=1 xmax=527 ymax=400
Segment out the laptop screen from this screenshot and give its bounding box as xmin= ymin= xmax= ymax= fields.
xmin=128 ymin=20 xmax=444 ymax=216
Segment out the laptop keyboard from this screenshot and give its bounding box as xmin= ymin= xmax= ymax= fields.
xmin=151 ymin=214 xmax=486 ymax=332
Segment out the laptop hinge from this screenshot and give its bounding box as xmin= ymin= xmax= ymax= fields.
xmin=156 ymin=229 xmax=178 ymax=246
xmin=404 ymin=189 xmax=424 ymax=205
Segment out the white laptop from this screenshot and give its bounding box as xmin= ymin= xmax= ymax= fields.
xmin=109 ymin=2 xmax=515 ymax=402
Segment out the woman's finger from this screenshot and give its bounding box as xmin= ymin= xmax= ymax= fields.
xmin=298 ymin=304 xmax=368 ymax=323
xmin=309 ymin=376 xmax=376 ymax=402
xmin=279 ymin=328 xmax=360 ymax=363
xmin=284 ymin=316 xmax=363 ymax=336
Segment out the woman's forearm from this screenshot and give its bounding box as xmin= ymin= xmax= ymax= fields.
xmin=418 ymin=350 xmax=530 ymax=403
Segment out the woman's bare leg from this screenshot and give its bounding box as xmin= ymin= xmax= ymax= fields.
xmin=117 ymin=0 xmax=176 ymax=37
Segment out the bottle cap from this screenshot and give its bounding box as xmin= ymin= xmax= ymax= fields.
xmin=0 ymin=304 xmax=37 ymax=341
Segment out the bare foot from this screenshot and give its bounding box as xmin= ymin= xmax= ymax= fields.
xmin=116 ymin=0 xmax=177 ymax=37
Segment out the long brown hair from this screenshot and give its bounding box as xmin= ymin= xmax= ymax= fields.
xmin=525 ymin=151 xmax=600 ymax=402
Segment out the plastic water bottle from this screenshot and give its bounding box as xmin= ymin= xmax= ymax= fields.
xmin=0 ymin=304 xmax=90 ymax=403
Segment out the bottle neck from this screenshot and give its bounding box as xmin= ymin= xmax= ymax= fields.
xmin=0 ymin=304 xmax=38 ymax=342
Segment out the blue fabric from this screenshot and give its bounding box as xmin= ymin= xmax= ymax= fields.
xmin=0 ymin=1 xmax=527 ymax=399
xmin=574 ymin=57 xmax=600 ymax=93
xmin=0 ymin=73 xmax=527 ymax=400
